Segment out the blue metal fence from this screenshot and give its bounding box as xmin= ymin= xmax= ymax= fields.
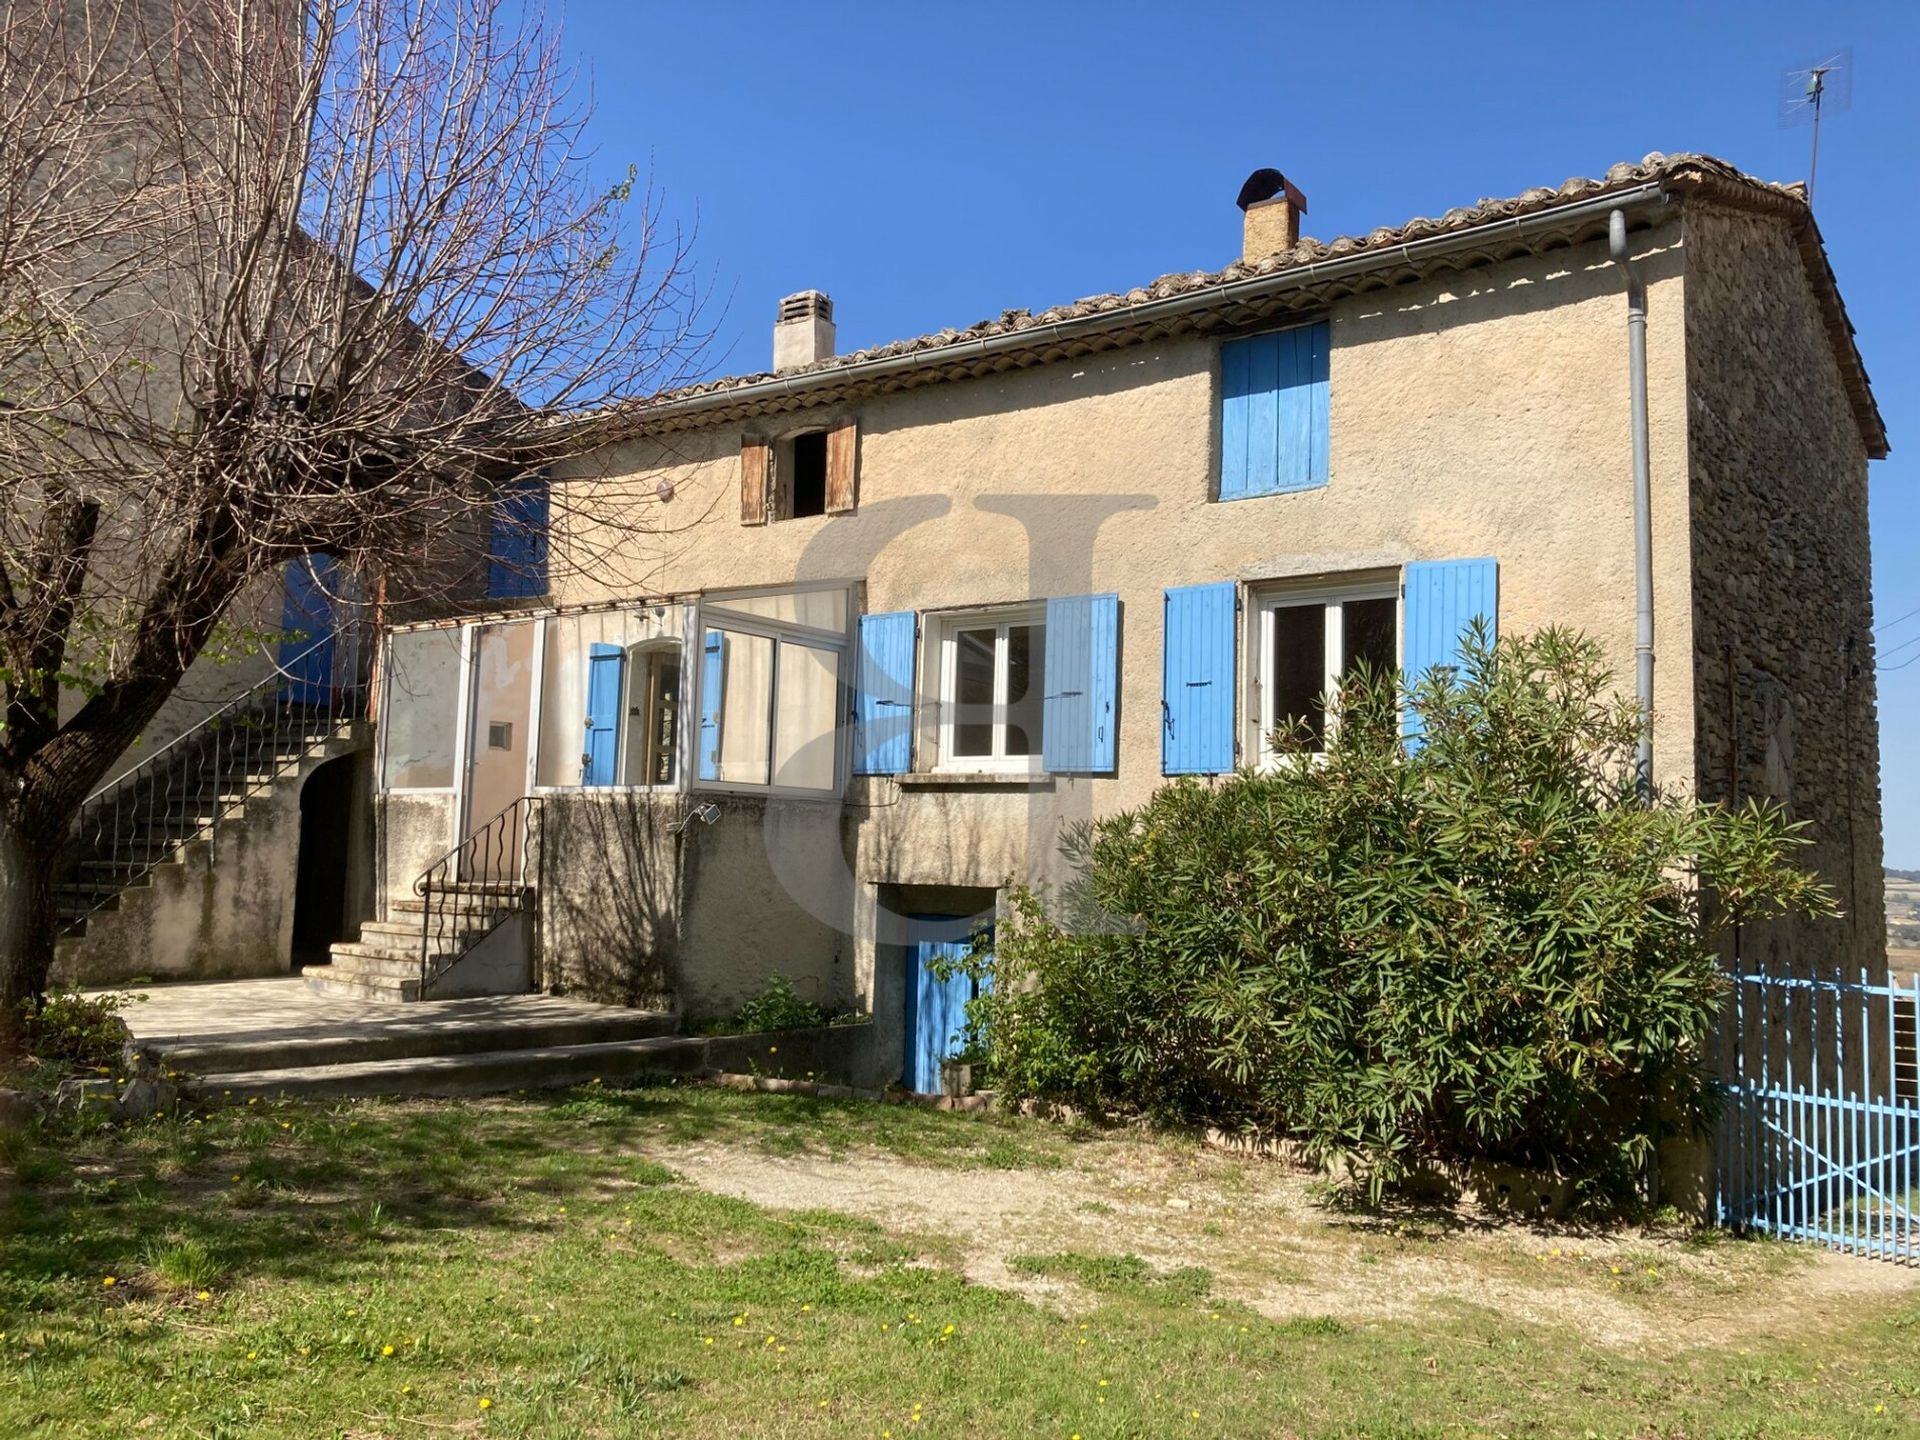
xmin=1717 ymin=966 xmax=1920 ymax=1262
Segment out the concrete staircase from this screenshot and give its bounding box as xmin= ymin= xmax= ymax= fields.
xmin=54 ymin=713 xmax=369 ymax=982
xmin=143 ymin=991 xmax=702 ymax=1102
xmin=304 ymin=882 xmax=533 ymax=1002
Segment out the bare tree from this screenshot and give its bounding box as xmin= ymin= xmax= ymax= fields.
xmin=0 ymin=0 xmax=705 ymax=1036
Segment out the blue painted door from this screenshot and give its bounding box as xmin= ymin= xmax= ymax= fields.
xmin=904 ymin=921 xmax=992 ymax=1094
xmin=280 ymin=555 xmax=337 ymax=705
xmin=582 ymin=644 xmax=624 ymax=785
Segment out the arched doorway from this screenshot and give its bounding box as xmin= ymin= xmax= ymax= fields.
xmin=291 ymin=753 xmax=368 ymax=970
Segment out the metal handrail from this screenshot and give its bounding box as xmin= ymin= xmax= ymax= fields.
xmin=61 ymin=620 xmax=374 ymax=933
xmin=412 ymin=794 xmax=541 ymax=993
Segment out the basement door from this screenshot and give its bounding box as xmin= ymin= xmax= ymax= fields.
xmin=903 ymin=920 xmax=992 ymax=1095
xmin=459 ymin=621 xmax=535 ymax=881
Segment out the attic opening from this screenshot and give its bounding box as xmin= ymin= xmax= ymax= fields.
xmin=782 ymin=431 xmax=829 ymax=518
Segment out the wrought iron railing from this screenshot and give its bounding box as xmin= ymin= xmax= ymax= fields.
xmin=61 ymin=621 xmax=374 ymax=933
xmin=411 ymin=794 xmax=542 ymax=992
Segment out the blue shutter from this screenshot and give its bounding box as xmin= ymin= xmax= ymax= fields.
xmin=280 ymin=555 xmax=337 ymax=705
xmin=1403 ymin=558 xmax=1498 ymax=740
xmin=1042 ymin=593 xmax=1119 ymax=774
xmin=582 ymin=644 xmax=624 ymax=785
xmin=1162 ymin=582 xmax=1236 ymax=775
xmin=696 ymin=631 xmax=726 ymax=781
xmin=1219 ymin=322 xmax=1330 ymax=499
xmin=487 ymin=478 xmax=549 ymax=600
xmin=853 ymin=611 xmax=916 ymax=775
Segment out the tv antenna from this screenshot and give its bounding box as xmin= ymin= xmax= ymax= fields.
xmin=1779 ymin=48 xmax=1852 ymax=206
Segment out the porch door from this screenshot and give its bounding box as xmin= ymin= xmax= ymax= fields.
xmin=459 ymin=621 xmax=535 ymax=881
xmin=903 ymin=921 xmax=991 ymax=1094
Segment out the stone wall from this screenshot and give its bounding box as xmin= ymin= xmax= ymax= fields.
xmin=1681 ymin=204 xmax=1885 ymax=978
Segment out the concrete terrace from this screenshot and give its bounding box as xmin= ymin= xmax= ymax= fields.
xmin=117 ymin=977 xmax=696 ymax=1100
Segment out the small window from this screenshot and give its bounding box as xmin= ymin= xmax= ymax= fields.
xmin=696 ymin=623 xmax=844 ymax=794
xmin=487 ymin=722 xmax=513 ymax=751
xmin=1256 ymin=584 xmax=1396 ymax=760
xmin=937 ymin=607 xmax=1046 ymax=772
xmin=786 ymin=432 xmax=828 ymax=518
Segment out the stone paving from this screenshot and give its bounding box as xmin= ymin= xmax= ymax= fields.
xmin=117 ymin=975 xmax=661 ymax=1055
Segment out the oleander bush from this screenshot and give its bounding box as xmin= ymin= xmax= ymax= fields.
xmin=960 ymin=626 xmax=1835 ymax=1202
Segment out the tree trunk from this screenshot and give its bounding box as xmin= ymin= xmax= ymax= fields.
xmin=0 ymin=805 xmax=62 ymax=1059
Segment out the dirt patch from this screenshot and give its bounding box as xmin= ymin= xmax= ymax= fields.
xmin=651 ymin=1130 xmax=1920 ymax=1351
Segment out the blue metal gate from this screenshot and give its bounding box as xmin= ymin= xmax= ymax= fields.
xmin=1717 ymin=966 xmax=1920 ymax=1261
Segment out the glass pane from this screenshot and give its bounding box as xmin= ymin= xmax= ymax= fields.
xmin=623 ymin=650 xmax=680 ymax=786
xmin=704 ymin=586 xmax=848 ymax=632
xmin=1004 ymin=623 xmax=1045 ymax=757
xmin=706 ymin=628 xmax=773 ymax=785
xmin=953 ymin=627 xmax=995 ymax=758
xmin=1269 ymin=604 xmax=1326 ymax=751
xmin=773 ymin=642 xmax=839 ymax=791
xmin=382 ymin=628 xmax=464 ymax=788
xmin=1343 ymin=598 xmax=1397 ymax=681
xmin=536 ymin=606 xmax=683 ymax=786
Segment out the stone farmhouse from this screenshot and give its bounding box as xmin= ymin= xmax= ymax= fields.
xmin=59 ymin=152 xmax=1888 ymax=1097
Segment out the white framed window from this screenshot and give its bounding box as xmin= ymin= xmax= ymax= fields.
xmin=691 ymin=583 xmax=852 ymax=798
xmin=935 ymin=605 xmax=1046 ymax=773
xmin=1254 ymin=581 xmax=1397 ymax=763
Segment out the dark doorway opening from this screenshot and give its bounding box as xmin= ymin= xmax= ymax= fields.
xmin=292 ymin=754 xmax=361 ymax=970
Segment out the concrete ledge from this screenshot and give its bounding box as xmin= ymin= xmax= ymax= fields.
xmin=701 ymin=1021 xmax=883 ymax=1090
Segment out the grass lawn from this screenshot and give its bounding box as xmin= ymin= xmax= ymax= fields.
xmin=3 ymin=1082 xmax=1918 ymax=1438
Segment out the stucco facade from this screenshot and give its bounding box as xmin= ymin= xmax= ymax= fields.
xmin=360 ymin=158 xmax=1884 ymax=1096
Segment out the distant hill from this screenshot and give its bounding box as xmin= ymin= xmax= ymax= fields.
xmin=1891 ymin=869 xmax=1920 ymax=884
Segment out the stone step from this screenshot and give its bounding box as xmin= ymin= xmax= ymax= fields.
xmin=356 ymin=918 xmax=496 ymax=947
xmin=185 ymin=1034 xmax=708 ymax=1101
xmin=301 ymin=964 xmax=424 ymax=1002
xmin=159 ymin=1002 xmax=680 ymax=1074
xmin=324 ymin=946 xmax=425 ymax=980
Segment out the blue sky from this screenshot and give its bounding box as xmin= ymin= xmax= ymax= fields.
xmin=557 ymin=0 xmax=1918 ymax=863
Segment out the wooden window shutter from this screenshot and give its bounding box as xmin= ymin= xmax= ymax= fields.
xmin=824 ymin=419 xmax=858 ymax=514
xmin=739 ymin=439 xmax=769 ymax=526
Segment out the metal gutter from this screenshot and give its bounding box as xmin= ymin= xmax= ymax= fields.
xmin=594 ymin=181 xmax=1675 ymax=435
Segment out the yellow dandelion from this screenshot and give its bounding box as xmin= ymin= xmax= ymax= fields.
xmin=382 ymin=1344 xmax=394 ymax=1357
xmin=530 ymin=1316 xmax=543 ymax=1325
xmin=231 ymin=1174 xmax=241 ymax=1184
xmin=819 ymin=1398 xmax=830 ymax=1408
xmin=733 ymin=1316 xmax=746 ymax=1327
xmin=942 ymin=1324 xmax=954 ymax=1335
xmin=478 ymin=1395 xmax=493 ymax=1410
xmin=1098 ymin=1396 xmax=1106 ymax=1405
xmin=102 ymin=1276 xmax=116 ymax=1287
xmin=402 ymin=1384 xmax=412 ymax=1394
xmin=1098 ymin=1379 xmax=1108 ymax=1388
xmin=298 ymin=1346 xmax=310 ymax=1357
xmin=801 ymin=1304 xmax=813 ymax=1313
xmin=248 ymin=1097 xmax=258 ymax=1105
xmin=777 ymin=1345 xmax=787 ymax=1354
xmin=703 ymin=1337 xmax=714 ymax=1346
xmin=246 ymin=1351 xmax=257 ymax=1361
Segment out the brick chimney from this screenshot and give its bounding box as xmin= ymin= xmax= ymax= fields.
xmin=773 ymin=290 xmax=835 ymax=372
xmin=1237 ymin=169 xmax=1307 ymax=263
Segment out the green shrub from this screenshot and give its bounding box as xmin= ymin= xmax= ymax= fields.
xmin=967 ymin=626 xmax=1834 ymax=1203
xmin=18 ymin=988 xmax=136 ymax=1069
xmin=710 ymin=975 xmax=827 ymax=1035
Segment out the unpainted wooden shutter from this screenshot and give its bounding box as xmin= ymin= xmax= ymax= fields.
xmin=1161 ymin=582 xmax=1237 ymax=775
xmin=1042 ymin=592 xmax=1120 ymax=774
xmin=739 ymin=439 xmax=769 ymax=525
xmin=825 ymin=419 xmax=858 ymax=514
